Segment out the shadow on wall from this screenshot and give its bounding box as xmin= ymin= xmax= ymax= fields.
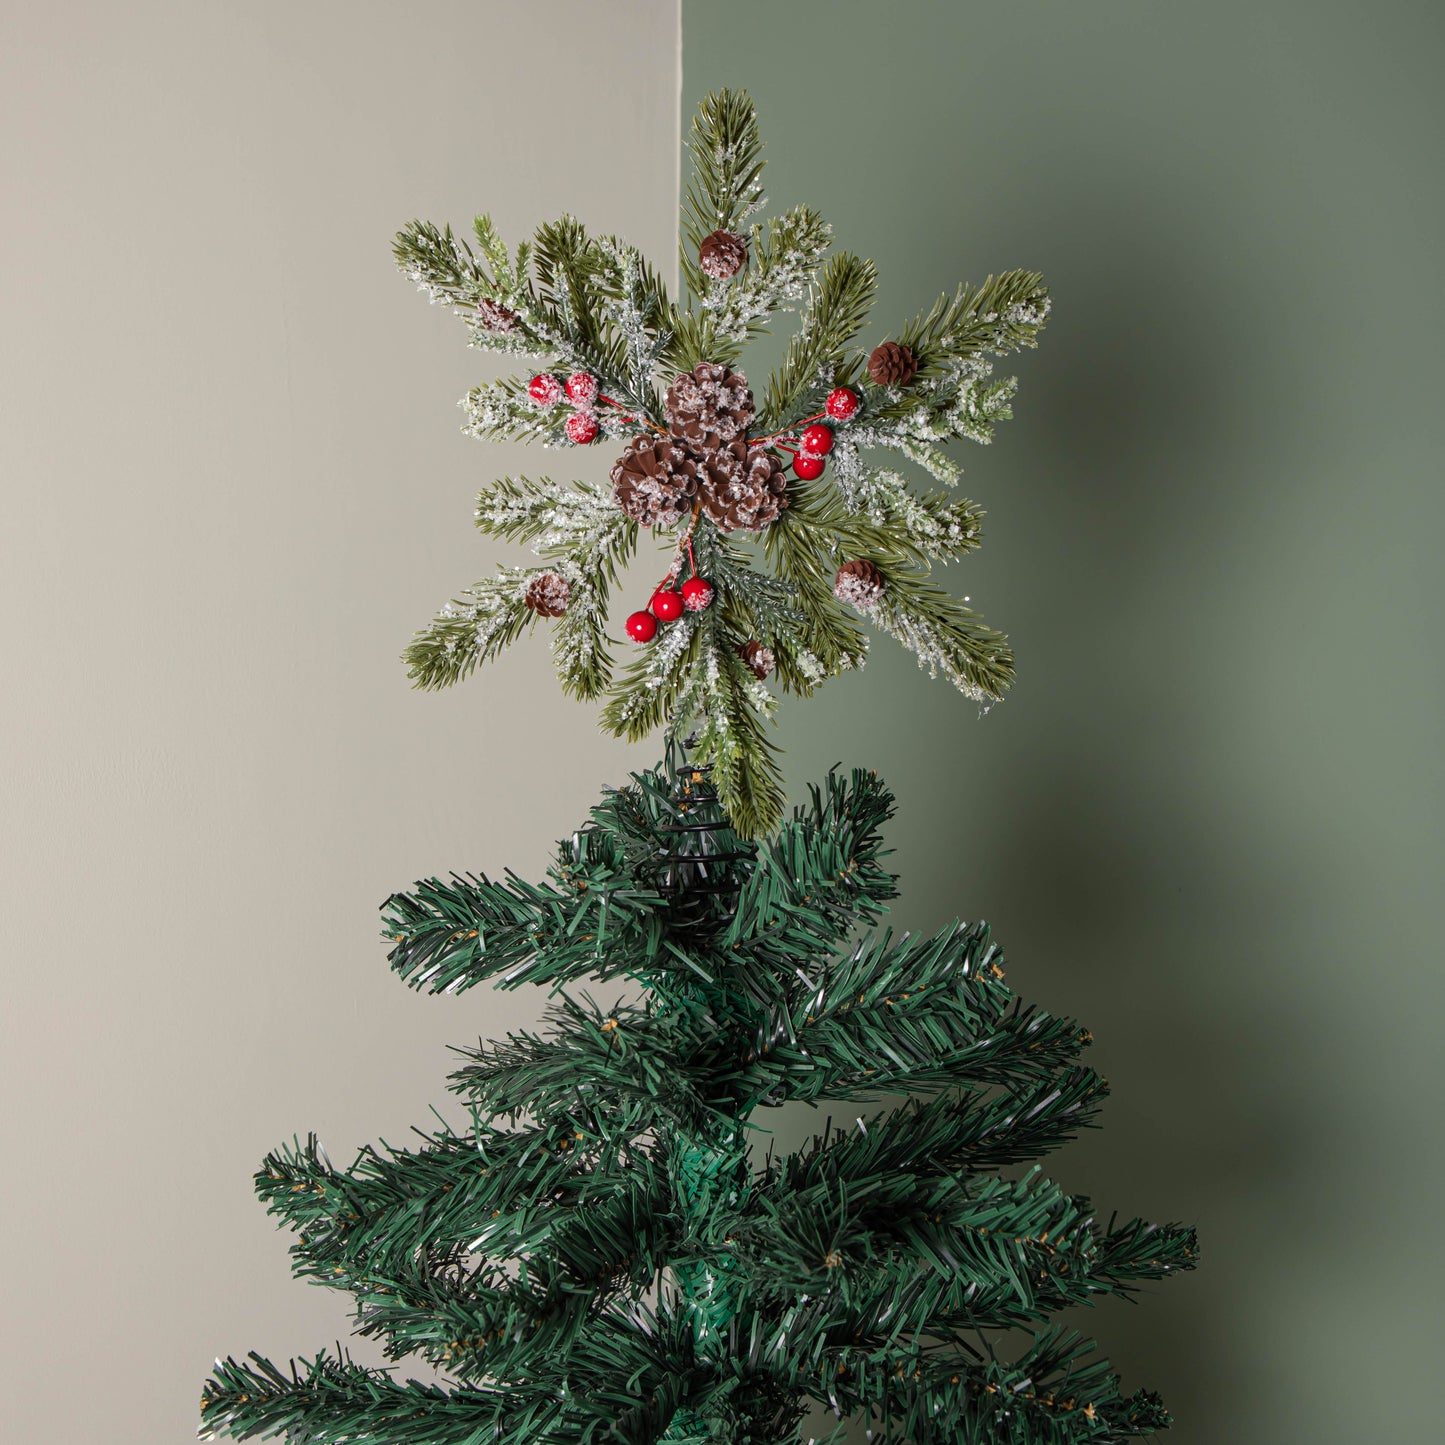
xmin=772 ymin=164 xmax=1337 ymax=1443
xmin=938 ymin=176 xmax=1346 ymax=1440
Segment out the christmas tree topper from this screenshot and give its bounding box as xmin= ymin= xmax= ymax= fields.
xmin=395 ymin=89 xmax=1050 ymax=835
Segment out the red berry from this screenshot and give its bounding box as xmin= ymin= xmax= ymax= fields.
xmin=825 ymin=387 xmax=859 ymax=421
xmin=792 ymin=451 xmax=826 ymax=480
xmin=681 ymin=577 xmax=714 ymax=612
xmin=650 ymin=588 xmax=684 ymax=622
xmin=800 ymin=423 xmax=835 ymax=455
xmin=565 ymin=371 xmax=599 ymax=405
xmin=625 ymin=610 xmax=658 ymax=643
xmin=528 ymin=374 xmax=563 ymax=407
xmin=565 ymin=411 xmax=599 ymax=444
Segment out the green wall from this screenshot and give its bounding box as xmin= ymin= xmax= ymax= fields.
xmin=684 ymin=3 xmax=1444 ymax=1441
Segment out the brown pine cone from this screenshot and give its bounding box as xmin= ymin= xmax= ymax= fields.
xmin=867 ymin=340 xmax=917 ymax=387
xmin=523 ymin=571 xmax=571 ymax=617
xmin=665 ymin=362 xmax=754 ymax=450
xmin=834 ymin=559 xmax=885 ymax=611
xmin=698 ymin=442 xmax=788 ymax=532
xmin=699 ymin=229 xmax=748 ymax=280
xmin=476 ymin=297 xmax=519 ymax=333
xmin=739 ymin=639 xmax=775 ymax=681
xmin=610 ymin=435 xmax=700 ymax=528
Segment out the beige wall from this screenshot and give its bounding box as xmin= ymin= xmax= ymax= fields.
xmin=0 ymin=4 xmax=678 ymax=1440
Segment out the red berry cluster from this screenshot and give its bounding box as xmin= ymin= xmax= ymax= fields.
xmin=774 ymin=387 xmax=858 ymax=482
xmin=528 ymin=370 xmax=602 ymax=444
xmin=626 ymin=575 xmax=714 ymax=644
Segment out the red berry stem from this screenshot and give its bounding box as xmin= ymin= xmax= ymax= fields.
xmin=599 ymin=394 xmax=667 ymax=437
xmin=656 ymin=508 xmax=703 ymax=594
xmin=747 ymin=411 xmax=829 ymax=448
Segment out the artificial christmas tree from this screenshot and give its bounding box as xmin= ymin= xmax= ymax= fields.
xmin=201 ymin=90 xmax=1195 ymax=1443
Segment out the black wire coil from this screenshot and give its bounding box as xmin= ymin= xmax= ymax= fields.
xmin=657 ymin=747 xmax=756 ymax=929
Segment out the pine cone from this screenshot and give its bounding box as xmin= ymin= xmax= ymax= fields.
xmin=476 ymin=297 xmax=519 ymax=333
xmin=610 ymin=435 xmax=701 ymax=528
xmin=698 ymin=442 xmax=788 ymax=532
xmin=867 ymin=340 xmax=917 ymax=387
xmin=523 ymin=571 xmax=571 ymax=618
xmin=834 ymin=559 xmax=885 ymax=611
xmin=739 ymin=639 xmax=775 ymax=680
xmin=666 ymin=362 xmax=754 ymax=450
xmin=699 ymin=229 xmax=748 ymax=280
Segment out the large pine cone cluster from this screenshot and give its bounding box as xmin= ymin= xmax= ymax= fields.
xmin=666 ymin=362 xmax=754 ymax=450
xmin=611 ymin=363 xmax=788 ymax=533
xmin=699 ymin=441 xmax=788 ymax=531
xmin=610 ymin=436 xmax=701 ymax=528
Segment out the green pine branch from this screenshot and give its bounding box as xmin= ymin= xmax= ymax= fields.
xmin=679 ymin=88 xmax=767 ymax=300
xmin=783 ymin=1067 xmax=1107 ymax=1194
xmin=869 ymin=569 xmax=1016 ymax=702
xmin=601 ymin=610 xmax=706 ymax=743
xmin=759 ymin=251 xmax=878 ymax=430
xmin=801 ymin=1328 xmax=1172 ymax=1442
xmin=735 ymin=923 xmax=1090 ymax=1104
xmin=382 ymin=860 xmax=663 ymax=996
xmin=446 ymin=998 xmax=717 ymax=1129
xmin=257 ymin=1122 xmax=664 ymax=1289
xmin=393 ymin=218 xmax=550 ymax=360
xmin=460 ymin=374 xmax=555 ymax=444
xmin=401 ymin=571 xmax=537 ymax=691
xmin=720 ymin=766 xmax=899 ymax=963
xmin=827 ymin=452 xmax=986 ymax=563
xmin=895 ymin=269 xmax=1052 ymax=380
xmin=760 ymin=482 xmax=870 ymax=677
xmin=200 ymin=1344 xmax=713 ymax=1445
xmin=680 ymin=619 xmax=786 ymax=841
xmin=200 ymin=1352 xmax=526 ymax=1445
xmin=709 ymin=545 xmax=821 ymax=696
xmin=740 ymin=1167 xmax=1085 ymax=1300
xmin=530 ymin=215 xmax=604 ymax=351
xmin=686 ymin=205 xmax=834 ymax=369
